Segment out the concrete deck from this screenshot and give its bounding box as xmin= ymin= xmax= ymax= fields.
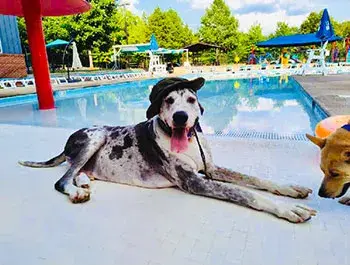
xmin=1 ymin=124 xmax=349 ymax=265
xmin=294 ymin=75 xmax=350 ymax=116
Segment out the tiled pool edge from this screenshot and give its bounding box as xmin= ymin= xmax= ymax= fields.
xmin=292 ymin=76 xmax=330 ymax=119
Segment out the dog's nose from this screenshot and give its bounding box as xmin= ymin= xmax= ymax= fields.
xmin=173 ymin=111 xmax=188 ymax=126
xmin=318 ymin=185 xmax=328 ymax=198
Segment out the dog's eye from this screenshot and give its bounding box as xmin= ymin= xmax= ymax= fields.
xmin=187 ymin=97 xmax=196 ymax=104
xmin=329 ymin=171 xmax=340 ymax=177
xmin=165 ymin=97 xmax=174 ymax=104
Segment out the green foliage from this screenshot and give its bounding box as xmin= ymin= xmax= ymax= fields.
xmin=299 ymin=12 xmax=322 ymax=34
xmin=16 ymin=0 xmax=350 ymax=67
xmin=147 ymin=7 xmax=196 ymax=49
xmin=198 ymin=0 xmax=239 ymax=50
xmin=272 ymin=22 xmax=298 ymax=37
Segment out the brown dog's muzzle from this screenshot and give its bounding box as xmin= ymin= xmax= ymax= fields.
xmin=319 ymin=182 xmax=350 ymax=198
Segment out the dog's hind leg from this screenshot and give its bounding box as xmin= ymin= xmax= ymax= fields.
xmin=210 ymin=166 xmax=313 ymax=199
xmin=173 ymin=164 xmax=316 ymax=223
xmin=55 ymin=130 xmax=106 ymax=203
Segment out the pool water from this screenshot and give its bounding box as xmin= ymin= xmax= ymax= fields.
xmin=0 ymin=77 xmax=327 ymax=140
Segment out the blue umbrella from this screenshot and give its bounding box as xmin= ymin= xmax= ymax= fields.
xmin=149 ymin=34 xmax=159 ymax=51
xmin=46 ymin=39 xmax=69 ymax=48
xmin=316 ymin=9 xmax=334 ymax=42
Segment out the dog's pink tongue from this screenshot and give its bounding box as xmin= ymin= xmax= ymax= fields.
xmin=170 ymin=128 xmax=188 ymax=153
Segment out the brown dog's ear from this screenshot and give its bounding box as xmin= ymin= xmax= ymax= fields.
xmin=306 ymin=134 xmax=326 ymax=149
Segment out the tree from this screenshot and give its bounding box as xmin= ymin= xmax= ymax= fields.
xmin=198 ymin=0 xmax=239 ymax=50
xmin=234 ymin=24 xmax=265 ymax=62
xmin=273 ymin=22 xmax=298 ymax=37
xmin=68 ymin=0 xmax=119 ymax=52
xmin=299 ymin=11 xmax=322 ymax=34
xmin=147 ymin=7 xmax=195 ymax=48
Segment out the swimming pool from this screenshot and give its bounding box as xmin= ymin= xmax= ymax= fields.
xmin=0 ymin=77 xmax=327 ymax=140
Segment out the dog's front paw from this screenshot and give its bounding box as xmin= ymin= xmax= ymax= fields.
xmin=272 ymin=185 xmax=312 ymax=199
xmin=276 ymin=203 xmax=317 ymax=223
xmin=69 ymin=187 xmax=91 ymax=203
xmin=339 ymin=196 xmax=350 ymax=205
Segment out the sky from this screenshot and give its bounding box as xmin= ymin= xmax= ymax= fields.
xmin=120 ymin=0 xmax=350 ymax=35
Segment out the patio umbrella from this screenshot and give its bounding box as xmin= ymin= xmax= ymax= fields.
xmin=149 ymin=34 xmax=159 ymax=51
xmin=0 ymin=0 xmax=91 ymax=110
xmin=316 ymin=9 xmax=334 ymax=41
xmin=46 ymin=39 xmax=70 ymax=49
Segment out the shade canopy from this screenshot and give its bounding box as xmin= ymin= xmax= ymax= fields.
xmin=257 ymin=9 xmax=342 ymax=48
xmin=183 ymin=42 xmax=223 ymax=52
xmin=116 ymin=35 xmax=162 ymax=54
xmin=46 ymin=39 xmax=69 ymax=48
xmin=257 ymin=34 xmax=342 ymax=48
xmin=153 ymin=48 xmax=186 ymax=55
xmin=0 ymin=0 xmax=91 ymax=16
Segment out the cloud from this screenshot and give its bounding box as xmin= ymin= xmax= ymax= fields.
xmin=180 ymin=0 xmax=316 ymax=15
xmin=178 ymin=0 xmax=317 ymax=34
xmin=176 ymin=0 xmax=213 ymax=10
xmin=237 ymin=10 xmax=309 ymax=34
xmin=235 ymin=3 xmax=279 ymax=14
xmin=117 ymin=0 xmax=143 ymax=15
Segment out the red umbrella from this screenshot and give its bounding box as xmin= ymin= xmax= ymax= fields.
xmin=0 ymin=0 xmax=91 ymax=110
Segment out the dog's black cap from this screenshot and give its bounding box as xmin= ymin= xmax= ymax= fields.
xmin=146 ymin=77 xmax=205 ymax=120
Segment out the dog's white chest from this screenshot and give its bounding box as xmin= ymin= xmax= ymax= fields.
xmin=156 ymin=134 xmax=208 ymax=172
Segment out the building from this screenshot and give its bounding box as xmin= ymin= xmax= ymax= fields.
xmin=0 ymin=15 xmax=26 ymax=78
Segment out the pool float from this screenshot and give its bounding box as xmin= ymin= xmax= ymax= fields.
xmin=315 ymin=115 xmax=350 ymax=138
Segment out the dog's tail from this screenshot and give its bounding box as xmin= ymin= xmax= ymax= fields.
xmin=18 ymin=152 xmax=66 ymax=168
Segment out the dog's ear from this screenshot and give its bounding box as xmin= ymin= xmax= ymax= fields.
xmin=199 ymin=103 xmax=204 ymax=115
xmin=306 ymin=134 xmax=326 ymax=149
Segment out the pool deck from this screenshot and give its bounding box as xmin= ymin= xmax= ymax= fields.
xmin=1 ymin=124 xmax=349 ymax=265
xmin=294 ymin=75 xmax=350 ymax=116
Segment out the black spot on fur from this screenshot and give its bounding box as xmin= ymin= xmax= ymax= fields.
xmin=123 ymin=134 xmax=133 ymax=149
xmin=64 ymin=128 xmax=89 ymax=161
xmin=128 ymin=155 xmax=132 ymax=159
xmin=109 ymin=145 xmax=123 ymax=160
xmin=110 ymin=130 xmax=120 ymax=139
xmin=135 ymin=120 xmax=168 ymax=170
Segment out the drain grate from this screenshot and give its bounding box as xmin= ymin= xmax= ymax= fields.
xmin=206 ymin=130 xmax=308 ymax=141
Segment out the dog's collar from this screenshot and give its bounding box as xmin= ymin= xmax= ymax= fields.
xmin=157 ymin=117 xmax=173 ymax=137
xmin=342 ymin=124 xmax=350 ymax=132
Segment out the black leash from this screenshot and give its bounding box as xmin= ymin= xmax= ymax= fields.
xmin=157 ymin=117 xmax=212 ymax=180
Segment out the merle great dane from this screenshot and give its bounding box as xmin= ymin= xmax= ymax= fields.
xmin=19 ymin=77 xmax=316 ymax=223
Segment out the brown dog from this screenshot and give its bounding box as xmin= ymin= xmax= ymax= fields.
xmin=306 ymin=120 xmax=350 ymax=205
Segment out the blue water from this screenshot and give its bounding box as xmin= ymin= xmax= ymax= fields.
xmin=0 ymin=77 xmax=327 ymax=138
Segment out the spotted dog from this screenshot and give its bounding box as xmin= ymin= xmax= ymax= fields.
xmin=19 ymin=77 xmax=316 ymax=223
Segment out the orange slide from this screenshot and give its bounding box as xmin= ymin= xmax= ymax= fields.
xmin=315 ymin=115 xmax=350 ymax=138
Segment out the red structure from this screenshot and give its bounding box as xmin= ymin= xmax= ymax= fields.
xmin=0 ymin=0 xmax=91 ymax=110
